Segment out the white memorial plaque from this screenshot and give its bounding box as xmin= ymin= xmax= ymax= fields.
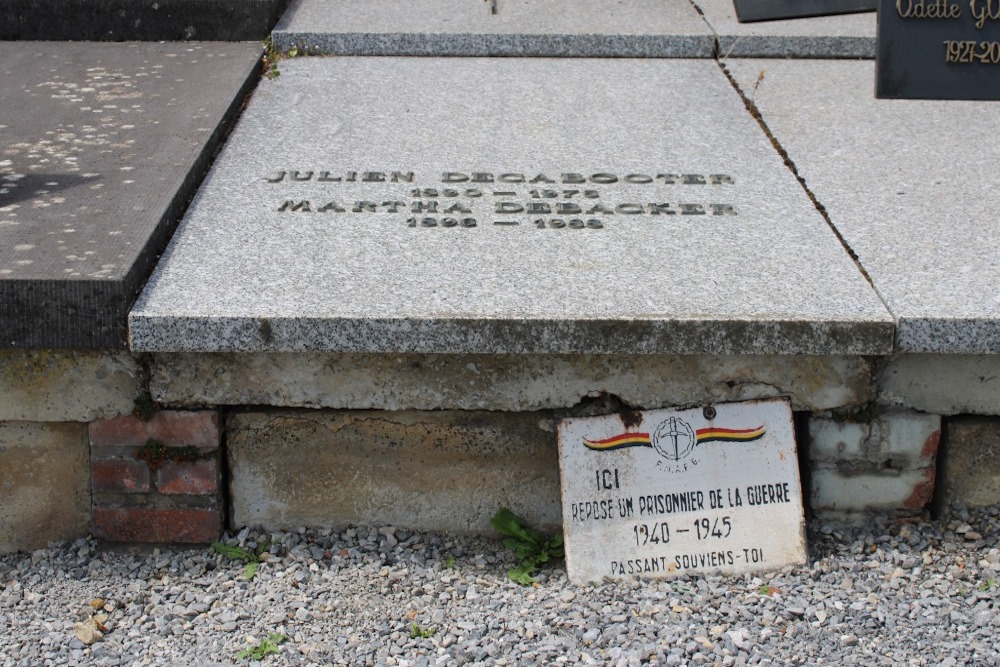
xmin=557 ymin=398 xmax=806 ymax=583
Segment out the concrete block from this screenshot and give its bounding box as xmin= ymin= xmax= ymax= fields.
xmin=809 ymin=411 xmax=939 ymax=516
xmin=810 ymin=411 xmax=940 ymax=469
xmin=0 ymin=422 xmax=90 ymax=553
xmin=227 ymin=410 xmax=561 ymax=534
xmin=937 ymin=418 xmax=1000 ymax=510
xmin=809 ymin=419 xmax=868 ymax=461
xmin=879 ymin=354 xmax=1000 ymax=416
xmin=811 ymin=468 xmax=934 ymax=513
xmin=150 ymin=352 xmax=874 ymax=412
xmin=0 ymin=350 xmax=141 ymax=422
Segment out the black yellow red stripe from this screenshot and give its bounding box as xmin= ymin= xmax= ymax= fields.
xmin=583 ymin=424 xmax=766 ymax=451
xmin=583 ymin=432 xmax=651 ymax=450
xmin=695 ymin=425 xmax=765 ymax=443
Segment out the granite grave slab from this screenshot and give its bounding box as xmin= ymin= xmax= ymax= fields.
xmin=272 ymin=0 xmax=715 ymax=57
xmin=696 ymin=0 xmax=876 ymax=56
xmin=728 ymin=59 xmax=1000 ymax=352
xmin=0 ymin=0 xmax=288 ymax=41
xmin=129 ymin=57 xmax=892 ymax=355
xmin=0 ymin=42 xmax=262 ymax=348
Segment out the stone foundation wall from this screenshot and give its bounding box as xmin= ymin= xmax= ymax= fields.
xmin=2 ymin=349 xmax=1000 ymax=553
xmin=1 ymin=350 xmax=143 ymax=552
xmin=0 ymin=422 xmax=91 ymax=553
xmin=228 ymin=410 xmax=561 ymax=534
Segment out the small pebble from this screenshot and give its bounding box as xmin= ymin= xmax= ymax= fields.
xmin=1 ymin=505 xmax=999 ymax=664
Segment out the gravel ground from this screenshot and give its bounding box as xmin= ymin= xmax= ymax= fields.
xmin=2 ymin=504 xmax=999 ymax=667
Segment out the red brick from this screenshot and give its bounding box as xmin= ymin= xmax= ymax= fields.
xmin=903 ymin=468 xmax=937 ymax=510
xmin=90 ymin=411 xmax=220 ymax=449
xmin=93 ymin=507 xmax=220 ymax=543
xmin=147 ymin=411 xmax=220 ymax=449
xmin=89 ymin=415 xmax=147 ymax=448
xmin=91 ymin=459 xmax=150 ymax=494
xmin=156 ymin=460 xmax=218 ymax=495
xmin=921 ymin=430 xmax=941 ymax=459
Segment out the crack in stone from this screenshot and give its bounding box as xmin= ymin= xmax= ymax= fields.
xmin=712 ymin=59 xmax=898 ymax=336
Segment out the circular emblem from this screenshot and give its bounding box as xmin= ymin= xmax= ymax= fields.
xmin=651 ymin=417 xmax=696 ymax=461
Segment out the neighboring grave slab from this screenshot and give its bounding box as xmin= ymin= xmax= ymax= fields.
xmin=696 ymin=0 xmax=876 ymax=56
xmin=0 ymin=42 xmax=261 ymax=348
xmin=272 ymin=0 xmax=714 ymax=57
xmin=728 ymin=59 xmax=1000 ymax=353
xmin=557 ymin=399 xmax=806 ymax=583
xmin=130 ymin=57 xmax=892 ymax=355
xmin=876 ymin=0 xmax=1000 ymax=100
xmin=0 ymin=0 xmax=288 ymax=41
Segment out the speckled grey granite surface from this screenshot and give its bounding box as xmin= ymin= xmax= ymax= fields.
xmin=129 ymin=57 xmax=892 ymax=355
xmin=696 ymin=0 xmax=875 ymax=57
xmin=272 ymin=0 xmax=714 ymax=56
xmin=728 ymin=59 xmax=1000 ymax=354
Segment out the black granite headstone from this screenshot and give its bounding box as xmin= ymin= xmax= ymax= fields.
xmin=733 ymin=0 xmax=876 ymax=22
xmin=0 ymin=42 xmax=262 ymax=348
xmin=0 ymin=0 xmax=288 ymax=41
xmin=876 ymin=0 xmax=1000 ymax=99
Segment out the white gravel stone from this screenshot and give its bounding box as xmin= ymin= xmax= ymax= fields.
xmin=2 ymin=503 xmax=1000 ymax=665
